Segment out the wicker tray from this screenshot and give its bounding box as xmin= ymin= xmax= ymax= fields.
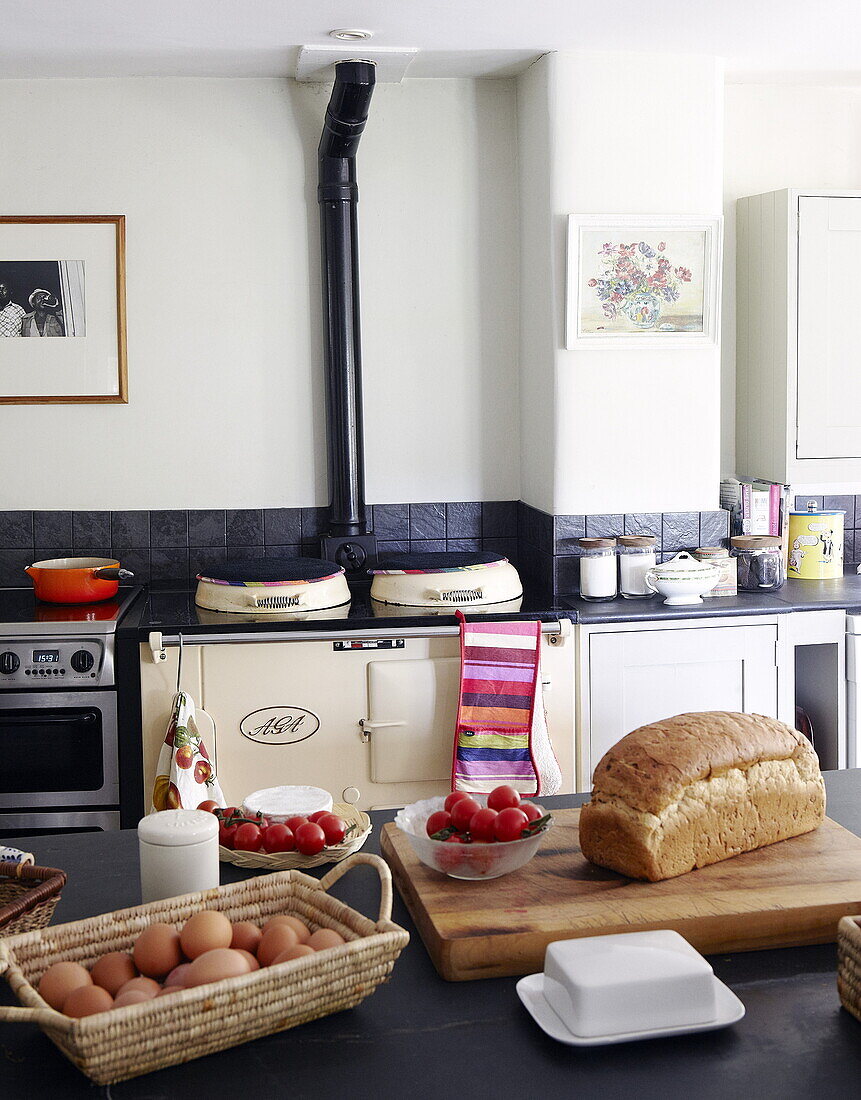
xmin=0 ymin=852 xmax=409 ymax=1085
xmin=838 ymin=915 xmax=861 ymax=1021
xmin=0 ymin=862 xmax=66 ymax=936
xmin=219 ymin=802 xmax=372 ymax=870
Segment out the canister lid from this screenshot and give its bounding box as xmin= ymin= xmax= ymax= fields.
xmin=789 ymin=511 xmax=845 ymax=516
xmin=731 ymin=536 xmax=782 ymax=549
xmin=618 ymin=536 xmax=656 ymax=547
xmin=695 ymin=546 xmax=729 ymax=557
xmin=577 ymin=538 xmax=616 ymax=550
xmin=138 ymin=809 xmax=219 ymax=847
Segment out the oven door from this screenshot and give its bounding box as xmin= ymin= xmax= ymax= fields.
xmin=0 ymin=691 xmax=119 ymax=810
xmin=0 ymin=809 xmax=121 ymax=840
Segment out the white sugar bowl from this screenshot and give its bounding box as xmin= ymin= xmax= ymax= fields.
xmin=644 ymin=551 xmax=721 ymax=606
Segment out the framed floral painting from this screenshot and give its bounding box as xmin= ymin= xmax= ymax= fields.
xmin=565 ymin=214 xmax=722 ymax=348
xmin=0 ymin=215 xmax=127 ymax=403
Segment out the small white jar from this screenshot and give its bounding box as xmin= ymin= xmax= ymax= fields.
xmin=578 ymin=538 xmax=618 ymax=601
xmin=618 ymin=535 xmax=657 ymax=598
xmin=138 ymin=809 xmax=220 ymax=904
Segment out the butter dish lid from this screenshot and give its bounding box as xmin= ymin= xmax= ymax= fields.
xmin=138 ymin=809 xmax=219 ymax=846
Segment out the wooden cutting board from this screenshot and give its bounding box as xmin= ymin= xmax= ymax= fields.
xmin=380 ymin=809 xmax=861 ymax=981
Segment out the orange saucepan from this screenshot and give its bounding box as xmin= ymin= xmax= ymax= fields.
xmin=25 ymin=557 xmax=135 ymax=604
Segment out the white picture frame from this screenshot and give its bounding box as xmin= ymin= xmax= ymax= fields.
xmin=565 ymin=213 xmax=722 ymax=349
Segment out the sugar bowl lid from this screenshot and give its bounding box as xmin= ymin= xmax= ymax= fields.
xmin=651 ymin=551 xmax=721 ymax=577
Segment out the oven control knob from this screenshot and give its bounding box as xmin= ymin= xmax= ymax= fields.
xmin=71 ymin=650 xmax=94 ymax=673
xmin=0 ymin=651 xmax=19 ymax=675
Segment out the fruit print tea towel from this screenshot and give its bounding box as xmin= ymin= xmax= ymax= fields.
xmin=150 ymin=691 xmax=225 ymax=812
xmin=451 ymin=614 xmax=561 ymax=797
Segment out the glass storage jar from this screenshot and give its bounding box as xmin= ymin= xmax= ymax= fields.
xmin=578 ymin=538 xmax=617 ymax=601
xmin=730 ymin=536 xmax=786 ymax=592
xmin=618 ymin=536 xmax=657 ymax=598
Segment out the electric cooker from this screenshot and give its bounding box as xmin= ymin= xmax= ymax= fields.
xmin=369 ymin=551 xmax=523 ymax=609
xmin=194 ymin=559 xmax=351 ymax=615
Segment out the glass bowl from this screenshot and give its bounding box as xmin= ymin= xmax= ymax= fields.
xmin=394 ymin=795 xmax=552 ymax=880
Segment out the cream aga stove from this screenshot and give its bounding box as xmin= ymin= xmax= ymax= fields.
xmin=139 ymin=612 xmax=575 ymax=811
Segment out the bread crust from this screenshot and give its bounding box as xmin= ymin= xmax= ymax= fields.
xmin=579 ymin=713 xmax=826 ymax=881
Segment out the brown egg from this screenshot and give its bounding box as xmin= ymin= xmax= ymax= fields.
xmin=133 ymin=923 xmax=183 ymax=978
xmin=116 ymin=976 xmax=161 ymax=998
xmin=164 ymin=962 xmax=192 ymax=987
xmin=114 ymin=988 xmax=156 ymax=1008
xmin=185 ymin=948 xmax=252 ymax=987
xmin=257 ymin=924 xmax=300 ymax=967
xmin=235 ymin=949 xmax=259 ymax=971
xmin=90 ymin=951 xmax=138 ymax=996
xmin=180 ymin=910 xmax=233 ymax=960
xmin=63 ymin=984 xmax=114 ymax=1018
xmin=307 ymin=928 xmax=346 ymax=952
xmin=38 ymin=961 xmax=93 ymax=1010
xmin=156 ymin=984 xmax=183 ymax=996
xmin=230 ymin=920 xmax=262 ymax=955
xmin=263 ymin=915 xmax=310 ymax=943
xmin=272 ymin=944 xmax=315 ymax=964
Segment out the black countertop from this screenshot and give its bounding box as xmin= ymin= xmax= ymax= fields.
xmin=122 ymin=570 xmax=861 ymax=637
xmin=3 ymin=771 xmax=861 ymax=1099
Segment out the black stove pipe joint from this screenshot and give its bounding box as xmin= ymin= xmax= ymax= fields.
xmin=318 ymin=60 xmax=376 ymax=538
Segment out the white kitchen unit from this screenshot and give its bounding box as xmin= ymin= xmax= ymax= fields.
xmin=139 ymin=622 xmax=575 ymax=811
xmin=577 ymin=610 xmax=846 ymax=788
xmin=737 ymin=189 xmax=861 ymax=485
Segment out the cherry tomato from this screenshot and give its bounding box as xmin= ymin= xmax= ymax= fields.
xmin=308 ymin=810 xmax=331 ymax=824
xmin=444 ymin=790 xmax=471 ymax=813
xmin=520 ymin=802 xmax=543 ymax=824
xmin=233 ymin=822 xmax=264 ymax=852
xmin=197 ymin=799 xmax=221 ymax=813
xmin=218 ymin=822 xmax=238 ymax=848
xmin=221 ymin=806 xmax=241 ymax=820
xmin=425 ymin=810 xmax=452 ymax=838
xmin=493 ymin=807 xmax=530 ymax=842
xmin=261 ymin=824 xmax=295 ymax=853
xmin=318 ymin=813 xmax=348 ymax=846
xmin=450 ymin=796 xmax=481 ymax=833
xmin=487 ymin=785 xmax=521 ymax=812
xmin=294 ymin=822 xmax=326 ymax=856
xmin=285 ymin=815 xmax=309 ymax=833
xmin=469 ymin=807 xmax=499 ymax=842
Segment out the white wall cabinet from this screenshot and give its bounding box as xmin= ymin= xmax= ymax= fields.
xmin=737 ymin=189 xmax=861 ymax=484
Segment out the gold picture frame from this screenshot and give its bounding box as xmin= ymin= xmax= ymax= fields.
xmin=0 ymin=215 xmax=127 ymax=403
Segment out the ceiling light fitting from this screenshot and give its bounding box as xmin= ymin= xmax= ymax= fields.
xmin=329 ymin=29 xmax=373 ymax=42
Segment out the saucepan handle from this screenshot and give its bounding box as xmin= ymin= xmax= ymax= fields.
xmin=92 ymin=568 xmax=135 ymax=581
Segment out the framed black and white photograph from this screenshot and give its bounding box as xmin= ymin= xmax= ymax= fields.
xmin=566 ymin=214 xmax=722 ymax=349
xmin=0 ymin=215 xmax=126 ymax=403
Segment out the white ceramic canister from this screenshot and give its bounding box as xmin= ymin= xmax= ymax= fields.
xmin=578 ymin=538 xmax=618 ymax=601
xmin=618 ymin=536 xmax=657 ymax=598
xmin=138 ymin=809 xmax=220 ymax=904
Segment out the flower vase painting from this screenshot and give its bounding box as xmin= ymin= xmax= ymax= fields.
xmin=566 ymin=215 xmax=722 ymax=348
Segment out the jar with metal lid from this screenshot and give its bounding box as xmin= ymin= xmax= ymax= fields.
xmin=693 ymin=546 xmax=737 ymax=597
xmin=138 ymin=809 xmax=220 ymax=904
xmin=578 ymin=538 xmax=617 ymax=601
xmin=730 ymin=536 xmax=785 ymax=592
xmin=618 ymin=535 xmax=657 ymax=598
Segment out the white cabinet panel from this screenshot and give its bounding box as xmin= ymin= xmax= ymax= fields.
xmin=797 ymin=196 xmax=861 ymax=459
xmin=586 ymin=624 xmax=778 ymax=779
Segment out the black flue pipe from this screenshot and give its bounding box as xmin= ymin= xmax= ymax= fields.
xmin=318 ymin=60 xmax=376 ymax=537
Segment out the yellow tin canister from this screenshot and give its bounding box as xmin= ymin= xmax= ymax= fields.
xmin=787 ymin=505 xmax=845 ymax=579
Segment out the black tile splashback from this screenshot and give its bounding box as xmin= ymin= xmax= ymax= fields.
xmin=8 ymin=500 xmax=739 ymax=591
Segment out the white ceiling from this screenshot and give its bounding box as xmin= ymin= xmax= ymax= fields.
xmin=1 ymin=0 xmax=860 ymax=80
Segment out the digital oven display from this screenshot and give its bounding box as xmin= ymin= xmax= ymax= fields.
xmin=32 ymin=650 xmax=60 ymax=664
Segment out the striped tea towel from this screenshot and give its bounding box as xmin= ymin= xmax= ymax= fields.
xmin=451 ymin=614 xmax=561 ymax=796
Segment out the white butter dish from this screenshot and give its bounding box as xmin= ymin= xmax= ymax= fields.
xmin=541 ymin=930 xmax=717 ymax=1038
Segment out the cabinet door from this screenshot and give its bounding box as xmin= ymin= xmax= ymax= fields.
xmin=797 ymin=196 xmax=861 ymax=458
xmin=587 ymin=624 xmax=778 ymax=778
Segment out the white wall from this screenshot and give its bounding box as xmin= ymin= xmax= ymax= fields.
xmin=723 ymin=83 xmax=861 ymax=478
xmin=518 ymin=52 xmax=725 ymax=516
xmin=0 ymin=77 xmax=520 ymax=510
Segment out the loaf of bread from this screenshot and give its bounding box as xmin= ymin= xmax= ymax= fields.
xmin=579 ymin=712 xmax=826 ymax=881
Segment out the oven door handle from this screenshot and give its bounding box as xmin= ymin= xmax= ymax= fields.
xmin=358 ymin=718 xmax=406 ymax=744
xmin=0 ymin=712 xmax=97 ymax=724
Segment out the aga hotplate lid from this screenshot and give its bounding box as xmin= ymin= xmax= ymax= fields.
xmin=196 ymin=557 xmax=344 ymax=586
xmin=371 ymin=551 xmax=506 ymax=575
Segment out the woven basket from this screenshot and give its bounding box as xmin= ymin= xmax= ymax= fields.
xmin=0 ymin=852 xmax=408 ymax=1085
xmin=0 ymin=862 xmax=66 ymax=936
xmin=219 ymin=803 xmax=372 ymax=870
xmin=837 ymin=915 xmax=861 ymax=1021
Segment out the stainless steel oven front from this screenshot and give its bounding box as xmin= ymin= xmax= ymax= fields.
xmin=0 ymin=689 xmax=119 ymax=810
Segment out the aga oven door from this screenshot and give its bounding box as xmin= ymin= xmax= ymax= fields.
xmin=0 ymin=691 xmax=119 ymax=810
